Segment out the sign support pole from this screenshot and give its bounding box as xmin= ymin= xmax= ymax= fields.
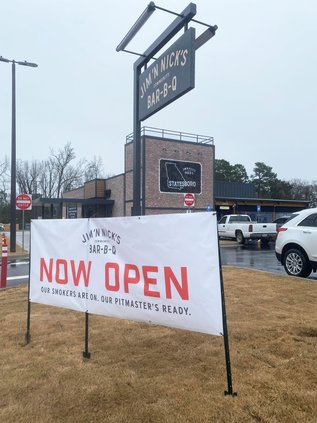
xmin=216 ymin=218 xmax=237 ymax=396
xmin=25 ymin=227 xmax=31 ymax=344
xmin=212 ymin=147 xmax=236 ymax=396
xmin=83 ymin=312 xmax=91 ymax=359
xmin=22 ymin=210 xmax=25 ymax=251
xmin=132 ymin=63 xmax=142 ymax=216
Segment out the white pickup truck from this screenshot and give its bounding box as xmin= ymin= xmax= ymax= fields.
xmin=218 ymin=214 xmax=277 ymax=244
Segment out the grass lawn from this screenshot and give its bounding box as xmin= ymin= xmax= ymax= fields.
xmin=0 ymin=267 xmax=316 ymax=422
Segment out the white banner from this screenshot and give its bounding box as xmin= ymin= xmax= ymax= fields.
xmin=30 ymin=213 xmax=223 ymax=336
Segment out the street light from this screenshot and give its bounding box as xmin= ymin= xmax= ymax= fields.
xmin=0 ymin=55 xmax=38 ymax=252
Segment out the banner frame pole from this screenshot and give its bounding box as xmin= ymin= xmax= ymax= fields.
xmin=217 ymin=230 xmax=237 ymax=396
xmin=83 ymin=311 xmax=91 ymax=359
xmin=25 ymin=225 xmax=31 ymax=344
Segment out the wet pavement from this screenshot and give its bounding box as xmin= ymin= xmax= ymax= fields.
xmin=220 ymin=241 xmax=317 ymax=281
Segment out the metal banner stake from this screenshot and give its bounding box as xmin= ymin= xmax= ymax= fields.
xmin=217 ymin=226 xmax=237 ymax=396
xmin=25 ymin=226 xmax=31 ymax=344
xmin=83 ymin=312 xmax=91 ymax=359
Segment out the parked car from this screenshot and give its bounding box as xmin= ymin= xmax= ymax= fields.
xmin=273 ymin=216 xmax=292 ymax=228
xmin=218 ymin=214 xmax=277 ymax=245
xmin=275 ymin=208 xmax=317 ymax=277
xmin=0 ymin=223 xmax=4 ymax=231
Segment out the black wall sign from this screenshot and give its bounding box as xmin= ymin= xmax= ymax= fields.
xmin=159 ymin=159 xmax=201 ymax=194
xmin=68 ymin=206 xmax=77 ymax=219
xmin=139 ymin=27 xmax=195 ymax=121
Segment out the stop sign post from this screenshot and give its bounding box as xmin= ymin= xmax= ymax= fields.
xmin=16 ymin=194 xmax=32 ymax=252
xmin=184 ymin=193 xmax=195 ymax=209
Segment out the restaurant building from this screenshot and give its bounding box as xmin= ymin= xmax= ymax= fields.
xmin=33 ymin=127 xmax=309 ymax=221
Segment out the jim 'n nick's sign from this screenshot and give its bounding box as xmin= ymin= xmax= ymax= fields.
xmin=139 ymin=28 xmax=195 ymax=121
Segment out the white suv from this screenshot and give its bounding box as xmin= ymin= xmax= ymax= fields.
xmin=275 ymin=208 xmax=317 ymax=278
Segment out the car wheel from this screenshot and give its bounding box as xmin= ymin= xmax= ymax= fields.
xmin=283 ymin=249 xmax=312 ymax=278
xmin=236 ymin=231 xmax=245 ymax=244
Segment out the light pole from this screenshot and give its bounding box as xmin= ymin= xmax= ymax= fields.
xmin=0 ymin=56 xmax=38 ymax=252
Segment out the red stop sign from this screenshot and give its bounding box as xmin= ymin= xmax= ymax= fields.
xmin=184 ymin=193 xmax=195 ymax=207
xmin=16 ymin=194 xmax=32 ymax=210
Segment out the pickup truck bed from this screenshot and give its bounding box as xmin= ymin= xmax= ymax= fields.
xmin=218 ymin=214 xmax=277 ymax=244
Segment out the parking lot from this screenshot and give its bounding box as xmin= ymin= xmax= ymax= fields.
xmin=220 ymin=240 xmax=317 ymax=280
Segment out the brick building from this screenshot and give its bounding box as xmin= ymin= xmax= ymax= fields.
xmin=33 ymin=127 xmax=309 ymax=220
xmin=59 ymin=127 xmax=214 ymax=218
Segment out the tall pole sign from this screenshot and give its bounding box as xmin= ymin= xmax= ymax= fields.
xmin=139 ymin=27 xmax=195 ymax=121
xmin=115 ymin=8 xmax=237 ymax=397
xmin=118 ymin=3 xmax=197 ymax=216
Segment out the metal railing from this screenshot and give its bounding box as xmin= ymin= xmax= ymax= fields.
xmin=126 ymin=126 xmax=214 ymax=144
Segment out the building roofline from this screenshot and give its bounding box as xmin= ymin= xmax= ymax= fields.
xmin=215 ymin=196 xmax=310 ymax=204
xmin=126 ymin=126 xmax=214 ymax=145
xmin=33 ymin=197 xmax=114 ymax=205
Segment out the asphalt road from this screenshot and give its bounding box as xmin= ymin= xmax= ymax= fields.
xmin=6 ymin=260 xmax=30 ymax=287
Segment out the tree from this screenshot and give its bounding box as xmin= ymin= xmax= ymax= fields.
xmin=215 ymin=159 xmax=232 ymax=181
xmin=15 ymin=144 xmax=106 ymax=199
xmin=251 ymin=162 xmax=277 ymax=198
xmin=0 ymin=157 xmax=9 ymax=204
xmin=16 ymin=159 xmax=42 ymax=195
xmin=309 ymin=181 xmax=317 ymax=207
xmin=0 ymin=157 xmax=10 ymax=222
xmin=84 ymin=156 xmax=105 ymax=182
xmin=288 ymin=179 xmax=312 ymax=200
xmin=231 ymin=164 xmax=249 ymax=183
xmin=39 ymin=159 xmax=55 ymax=198
xmin=269 ymin=179 xmax=293 ymax=199
xmin=49 ymin=143 xmax=80 ymax=197
xmin=215 ymin=159 xmax=249 ymax=183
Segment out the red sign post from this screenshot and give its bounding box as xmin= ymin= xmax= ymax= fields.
xmin=16 ymin=194 xmax=32 ymax=211
xmin=184 ymin=193 xmax=195 ymax=208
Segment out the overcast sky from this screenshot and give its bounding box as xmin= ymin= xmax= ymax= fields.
xmin=0 ymin=0 xmax=316 ymax=182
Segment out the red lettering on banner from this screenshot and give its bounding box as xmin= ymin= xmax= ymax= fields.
xmin=56 ymin=259 xmax=68 ymax=284
xmin=164 ymin=267 xmax=189 ymax=300
xmin=105 ymin=262 xmax=120 ymax=291
xmin=143 ymin=266 xmax=160 ymax=298
xmin=71 ymin=260 xmax=91 ymax=287
xmin=39 ymin=258 xmax=91 ymax=287
xmin=104 ymin=262 xmax=189 ymax=300
xmin=40 ymin=258 xmax=53 ymax=282
xmin=124 ymin=264 xmax=140 ymax=293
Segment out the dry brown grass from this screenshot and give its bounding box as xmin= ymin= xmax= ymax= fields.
xmin=0 ymin=267 xmax=316 ymax=423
